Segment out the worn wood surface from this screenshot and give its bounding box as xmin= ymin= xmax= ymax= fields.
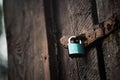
xmin=53 ymin=0 xmax=120 ymax=80
xmin=3 ymin=0 xmax=120 ymax=80
xmin=95 ymin=0 xmax=120 ymax=23
xmin=53 ymin=0 xmax=101 ymax=80
xmin=102 ymin=28 xmax=120 ymax=80
xmin=4 ymin=0 xmax=50 ymax=80
xmin=102 ymin=13 xmax=120 ymax=80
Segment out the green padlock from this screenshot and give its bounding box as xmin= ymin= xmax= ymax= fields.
xmin=68 ymin=36 xmax=84 ymax=55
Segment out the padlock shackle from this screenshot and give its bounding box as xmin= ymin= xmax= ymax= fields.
xmin=68 ymin=36 xmax=76 ymax=43
xmin=79 ymin=40 xmax=82 ymax=44
xmin=68 ymin=36 xmax=82 ymax=44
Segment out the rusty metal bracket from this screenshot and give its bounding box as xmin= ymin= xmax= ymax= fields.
xmin=60 ymin=15 xmax=120 ymax=48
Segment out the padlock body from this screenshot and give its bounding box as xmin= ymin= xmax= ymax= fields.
xmin=68 ymin=43 xmax=84 ymax=54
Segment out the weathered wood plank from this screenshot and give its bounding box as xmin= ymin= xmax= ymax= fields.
xmin=53 ymin=0 xmax=101 ymax=80
xmin=102 ymin=17 xmax=120 ymax=80
xmin=102 ymin=28 xmax=120 ymax=80
xmin=4 ymin=0 xmax=50 ymax=80
xmin=95 ymin=0 xmax=120 ymax=23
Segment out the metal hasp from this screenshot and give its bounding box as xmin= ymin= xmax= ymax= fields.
xmin=60 ymin=14 xmax=120 ymax=48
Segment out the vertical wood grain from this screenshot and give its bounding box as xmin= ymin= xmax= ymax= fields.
xmin=102 ymin=28 xmax=120 ymax=80
xmin=4 ymin=0 xmax=50 ymax=80
xmin=95 ymin=0 xmax=120 ymax=23
xmin=53 ymin=0 xmax=101 ymax=80
xmin=3 ymin=0 xmax=120 ymax=80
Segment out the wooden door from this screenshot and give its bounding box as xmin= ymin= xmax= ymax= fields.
xmin=3 ymin=0 xmax=120 ymax=80
xmin=50 ymin=0 xmax=102 ymax=80
xmin=46 ymin=0 xmax=120 ymax=80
